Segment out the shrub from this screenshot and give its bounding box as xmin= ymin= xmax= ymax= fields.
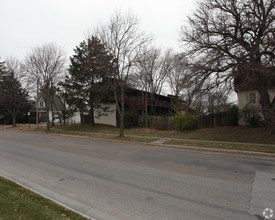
xmin=124 ymin=109 xmax=139 ymax=129
xmin=240 ymin=104 xmax=263 ymax=127
xmin=227 ymin=105 xmax=239 ymax=126
xmin=172 ymin=111 xmax=197 ymax=131
xmin=138 ymin=115 xmax=146 ymax=127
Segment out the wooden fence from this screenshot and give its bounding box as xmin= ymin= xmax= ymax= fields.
xmin=197 ymin=112 xmax=229 ymax=129
xmin=149 ymin=116 xmax=174 ymax=130
xmin=145 ymin=111 xmax=230 ymax=130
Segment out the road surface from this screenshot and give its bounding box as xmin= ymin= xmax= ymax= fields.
xmin=0 ymin=130 xmax=275 ymax=220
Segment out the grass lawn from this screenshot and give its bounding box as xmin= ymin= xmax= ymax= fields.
xmin=46 ymin=129 xmax=158 ymax=143
xmin=46 ymin=124 xmax=275 ymax=154
xmin=0 ymin=176 xmax=87 ymax=220
xmin=3 ymin=124 xmax=275 ymax=154
xmin=165 ymin=140 xmax=275 ymax=154
xmin=55 ymin=124 xmax=275 ymax=145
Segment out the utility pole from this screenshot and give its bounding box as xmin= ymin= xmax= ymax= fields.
xmin=36 ymin=78 xmax=39 ymax=129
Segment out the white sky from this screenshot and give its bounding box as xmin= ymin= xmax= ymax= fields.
xmin=1 ymin=0 xmax=237 ymax=101
xmin=1 ymin=0 xmax=197 ymax=60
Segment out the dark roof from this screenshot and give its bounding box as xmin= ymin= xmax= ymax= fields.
xmin=234 ymin=72 xmax=275 ymax=92
xmin=35 ymin=95 xmax=65 ymax=112
xmin=51 ymin=95 xmax=65 ymax=111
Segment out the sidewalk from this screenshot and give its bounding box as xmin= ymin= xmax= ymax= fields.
xmin=2 ymin=125 xmax=274 ymax=157
xmin=51 ymin=129 xmax=275 ymax=158
xmin=52 ymin=128 xmax=275 ymax=147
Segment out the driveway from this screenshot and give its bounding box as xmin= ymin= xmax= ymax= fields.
xmin=0 ymin=130 xmax=274 ymax=220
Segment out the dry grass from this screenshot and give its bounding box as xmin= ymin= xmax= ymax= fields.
xmin=57 ymin=124 xmax=275 ymax=145
xmin=126 ymin=127 xmax=275 ymax=145
xmin=2 ymin=124 xmax=275 ymax=145
xmin=165 ymin=140 xmax=275 ymax=154
xmin=1 ymin=124 xmax=43 ymax=132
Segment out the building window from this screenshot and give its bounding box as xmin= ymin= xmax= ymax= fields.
xmin=249 ymin=93 xmax=256 ymax=103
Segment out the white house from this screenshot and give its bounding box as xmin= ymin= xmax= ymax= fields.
xmin=36 ymin=96 xmax=117 ymax=126
xmin=94 ymin=103 xmax=117 ymax=126
xmin=36 ymin=95 xmax=66 ymax=124
xmin=237 ymin=89 xmax=275 ymax=109
xmin=235 ymin=75 xmax=275 ymax=125
xmin=69 ymin=103 xmax=117 ymax=126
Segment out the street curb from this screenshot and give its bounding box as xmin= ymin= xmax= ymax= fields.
xmin=0 ymin=170 xmax=121 ymax=220
xmin=51 ymin=128 xmax=275 ymax=147
xmin=2 ymin=128 xmax=275 ymax=158
xmin=47 ymin=132 xmax=275 ymax=158
xmin=160 ymin=143 xmax=275 ymax=158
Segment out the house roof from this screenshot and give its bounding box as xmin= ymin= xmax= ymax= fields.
xmin=234 ymin=72 xmax=275 ymax=92
xmin=51 ymin=95 xmax=65 ymax=111
xmin=34 ymin=95 xmax=65 ymax=112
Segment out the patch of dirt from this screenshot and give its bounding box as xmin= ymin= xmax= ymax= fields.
xmin=1 ymin=124 xmax=45 ymax=132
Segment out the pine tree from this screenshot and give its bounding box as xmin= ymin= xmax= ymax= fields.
xmin=0 ymin=61 xmax=28 ymax=127
xmin=61 ymin=36 xmax=115 ymax=125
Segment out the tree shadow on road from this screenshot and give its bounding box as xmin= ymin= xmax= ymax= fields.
xmin=255 ymin=214 xmax=264 ymax=220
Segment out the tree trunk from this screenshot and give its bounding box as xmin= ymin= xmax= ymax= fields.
xmin=150 ymin=92 xmax=154 ymax=115
xmin=12 ymin=109 xmax=16 ymax=127
xmin=90 ymin=81 xmax=95 ymax=126
xmin=46 ymin=96 xmax=50 ymax=131
xmin=80 ymin=111 xmax=84 ymax=124
xmin=258 ymin=87 xmax=274 ymax=134
xmin=51 ymin=108 xmax=55 ymax=126
xmin=46 ymin=108 xmax=50 ymax=130
xmin=63 ymin=102 xmax=66 ymax=125
xmin=90 ymin=95 xmax=95 ymax=125
xmin=119 ymin=86 xmax=125 ymax=137
xmin=36 ymin=79 xmax=39 ymax=128
xmin=145 ymin=92 xmax=148 ymax=127
xmin=113 ymin=80 xmax=124 ymax=137
xmin=90 ymin=106 xmax=95 ymax=126
xmin=51 ymin=96 xmax=55 ymax=126
xmin=271 ymin=97 xmax=275 ymax=134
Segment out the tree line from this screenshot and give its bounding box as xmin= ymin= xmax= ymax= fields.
xmin=1 ymin=0 xmax=274 ymax=134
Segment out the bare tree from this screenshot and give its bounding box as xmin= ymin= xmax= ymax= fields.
xmin=23 ymin=43 xmax=66 ymax=130
xmin=167 ymin=53 xmax=198 ymax=110
xmin=167 ymin=54 xmax=186 ymax=98
xmin=5 ymin=56 xmax=32 ymax=96
xmin=180 ymin=0 xmax=275 ymax=133
xmin=133 ymin=47 xmax=173 ymax=125
xmin=5 ymin=57 xmax=22 ymax=79
xmin=95 ymin=10 xmax=152 ymax=136
xmin=167 ymin=54 xmax=230 ymax=111
xmin=191 ymin=85 xmax=229 ymax=115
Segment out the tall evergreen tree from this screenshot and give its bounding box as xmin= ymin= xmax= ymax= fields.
xmin=62 ymin=36 xmax=115 ymax=125
xmin=0 ymin=60 xmax=28 ymax=127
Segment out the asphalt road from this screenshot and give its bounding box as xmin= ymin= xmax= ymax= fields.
xmin=0 ymin=130 xmax=275 ymax=220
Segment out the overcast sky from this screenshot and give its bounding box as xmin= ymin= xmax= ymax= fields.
xmin=1 ymin=0 xmax=238 ymax=101
xmin=1 ymin=0 xmax=197 ymax=61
